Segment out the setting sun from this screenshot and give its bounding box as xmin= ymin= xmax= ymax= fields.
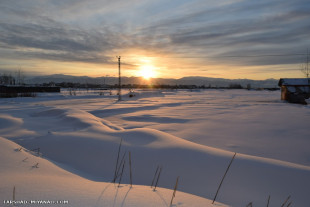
xmin=137 ymin=64 xmax=157 ymax=79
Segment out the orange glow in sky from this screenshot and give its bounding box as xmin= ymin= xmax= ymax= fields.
xmin=1 ymin=1 xmax=309 ymax=80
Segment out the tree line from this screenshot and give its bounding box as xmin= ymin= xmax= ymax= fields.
xmin=0 ymin=70 xmax=25 ymax=85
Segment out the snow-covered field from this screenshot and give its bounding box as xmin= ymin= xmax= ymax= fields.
xmin=1 ymin=89 xmax=310 ymax=207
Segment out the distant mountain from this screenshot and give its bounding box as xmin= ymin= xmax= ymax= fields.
xmin=25 ymin=74 xmax=279 ymax=88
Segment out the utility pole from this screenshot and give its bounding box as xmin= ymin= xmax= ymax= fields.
xmin=301 ymin=49 xmax=310 ymax=79
xmin=307 ymin=48 xmax=309 ymax=78
xmin=117 ymin=56 xmax=121 ymax=101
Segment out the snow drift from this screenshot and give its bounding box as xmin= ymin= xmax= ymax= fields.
xmin=1 ymin=89 xmax=309 ymax=206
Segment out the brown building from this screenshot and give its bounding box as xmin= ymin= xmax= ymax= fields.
xmin=278 ymin=78 xmax=310 ymax=104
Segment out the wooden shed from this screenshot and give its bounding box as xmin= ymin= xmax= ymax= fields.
xmin=278 ymin=78 xmax=310 ymax=104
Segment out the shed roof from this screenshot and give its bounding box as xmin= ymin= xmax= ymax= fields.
xmin=278 ymin=78 xmax=310 ymax=86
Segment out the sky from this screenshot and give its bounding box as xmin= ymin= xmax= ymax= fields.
xmin=0 ymin=0 xmax=310 ymax=80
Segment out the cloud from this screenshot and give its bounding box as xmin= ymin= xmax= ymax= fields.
xmin=0 ymin=13 xmax=120 ymax=64
xmin=0 ymin=0 xmax=309 ymax=77
xmin=145 ymin=0 xmax=310 ymax=65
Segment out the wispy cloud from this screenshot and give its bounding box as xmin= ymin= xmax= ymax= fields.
xmin=0 ymin=0 xmax=309 ymax=78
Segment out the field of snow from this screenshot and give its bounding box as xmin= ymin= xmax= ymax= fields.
xmin=1 ymin=88 xmax=310 ymax=207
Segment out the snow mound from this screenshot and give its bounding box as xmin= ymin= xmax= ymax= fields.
xmin=11 ymin=107 xmax=310 ymax=206
xmin=1 ymin=89 xmax=310 ymax=206
xmin=31 ymin=108 xmax=118 ymax=132
xmin=0 ymin=136 xmax=228 ymax=207
xmin=0 ymin=114 xmax=23 ymax=130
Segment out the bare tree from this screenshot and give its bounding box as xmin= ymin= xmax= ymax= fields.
xmin=300 ymin=49 xmax=310 ymax=78
xmin=15 ymin=69 xmax=25 ymax=85
xmin=0 ymin=73 xmax=15 ymax=85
